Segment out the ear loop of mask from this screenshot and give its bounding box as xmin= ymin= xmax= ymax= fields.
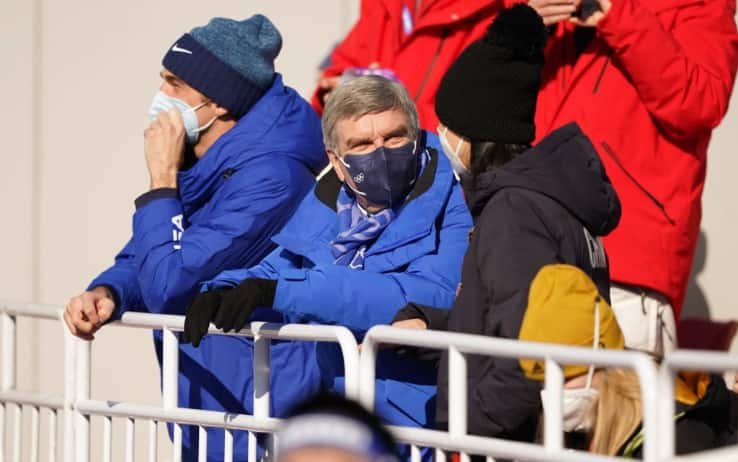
xmin=441 ymin=127 xmax=464 ymax=159
xmin=190 ymin=100 xmax=217 ymax=134
xmin=585 ymin=298 xmax=601 ymax=390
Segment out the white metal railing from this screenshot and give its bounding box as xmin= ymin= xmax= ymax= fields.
xmin=359 ymin=325 xmax=661 ymax=462
xmin=2 ymin=301 xmax=738 ymax=462
xmin=659 ymin=350 xmax=738 ymax=462
xmin=0 ymin=301 xmax=359 ymax=462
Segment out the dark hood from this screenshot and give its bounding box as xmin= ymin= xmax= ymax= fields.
xmin=463 ymin=122 xmax=621 ymax=236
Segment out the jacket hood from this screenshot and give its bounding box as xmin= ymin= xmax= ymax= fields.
xmin=464 ymin=122 xmax=621 ymax=236
xmin=178 ymin=74 xmax=326 ymax=212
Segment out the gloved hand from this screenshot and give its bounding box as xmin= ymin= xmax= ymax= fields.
xmin=183 ymin=278 xmax=278 ymax=347
xmin=214 ymin=278 xmax=277 ymax=332
xmin=183 ymin=289 xmax=228 ymax=347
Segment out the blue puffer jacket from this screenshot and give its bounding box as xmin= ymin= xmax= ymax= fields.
xmin=88 ymin=74 xmax=327 ymax=462
xmin=203 ymin=138 xmax=472 ymax=460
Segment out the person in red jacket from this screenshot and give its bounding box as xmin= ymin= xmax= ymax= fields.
xmin=312 ymin=0 xmax=511 ymax=130
xmin=530 ymin=0 xmax=738 ymax=355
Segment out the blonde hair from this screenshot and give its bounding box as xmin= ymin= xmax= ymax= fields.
xmin=589 ymin=369 xmax=643 ymax=455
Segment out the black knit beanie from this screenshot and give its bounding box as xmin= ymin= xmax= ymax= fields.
xmin=435 ymin=4 xmax=547 ymax=144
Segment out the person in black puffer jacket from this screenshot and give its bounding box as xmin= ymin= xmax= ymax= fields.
xmin=392 ymin=3 xmax=622 ymax=448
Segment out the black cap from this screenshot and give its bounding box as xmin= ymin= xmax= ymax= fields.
xmin=435 ymin=4 xmax=548 ymax=144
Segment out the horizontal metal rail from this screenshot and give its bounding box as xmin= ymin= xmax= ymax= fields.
xmin=360 ymin=325 xmax=660 ymax=462
xmin=389 ymin=426 xmax=620 ymax=462
xmin=0 ymin=390 xmax=64 ymax=409
xmin=3 ymin=301 xmax=738 ymax=462
xmin=76 ymin=400 xmax=281 ymax=432
xmin=669 ymin=445 xmax=738 ymax=462
xmin=0 ymin=301 xmax=63 ymax=320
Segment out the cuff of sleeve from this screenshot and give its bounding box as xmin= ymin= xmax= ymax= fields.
xmin=393 ymin=302 xmax=432 ymax=324
xmin=135 ymin=188 xmax=179 ymax=209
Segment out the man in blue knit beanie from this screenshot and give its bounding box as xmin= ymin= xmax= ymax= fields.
xmin=63 ymin=13 xmax=327 ymax=461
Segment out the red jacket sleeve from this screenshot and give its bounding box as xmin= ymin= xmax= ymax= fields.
xmin=597 ymin=0 xmax=738 ymax=141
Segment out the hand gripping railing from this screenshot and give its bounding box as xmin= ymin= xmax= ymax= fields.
xmin=659 ymin=349 xmax=738 ymax=462
xmin=0 ymin=301 xmax=360 ymax=462
xmin=359 ymin=325 xmax=661 ymax=462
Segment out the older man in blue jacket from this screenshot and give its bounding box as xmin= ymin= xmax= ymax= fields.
xmin=63 ymin=14 xmax=327 ymax=461
xmin=184 ymin=75 xmax=472 ymax=461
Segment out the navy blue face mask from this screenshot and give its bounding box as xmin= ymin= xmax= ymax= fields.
xmin=340 ymin=140 xmax=419 ymax=209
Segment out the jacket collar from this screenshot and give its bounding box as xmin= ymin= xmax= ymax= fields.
xmin=177 ymin=74 xmax=289 ymax=214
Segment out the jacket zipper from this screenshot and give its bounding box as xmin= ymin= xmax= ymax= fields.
xmin=600 ymin=142 xmax=676 ymax=225
xmin=592 ymin=54 xmax=611 ymax=94
xmin=414 ymin=29 xmax=448 ymax=102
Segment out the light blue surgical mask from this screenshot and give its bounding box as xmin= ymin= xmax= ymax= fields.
xmin=148 ymin=91 xmax=216 ymax=144
xmin=439 ymin=126 xmax=470 ymax=179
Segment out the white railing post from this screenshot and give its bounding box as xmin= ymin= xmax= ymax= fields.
xmin=358 ymin=335 xmax=378 ymax=411
xmin=543 ymin=358 xmax=564 ymax=452
xmin=657 ymin=360 xmax=677 ymax=462
xmin=74 ymin=339 xmax=90 ymax=462
xmin=162 ymin=327 xmax=181 ymax=462
xmin=62 ymin=325 xmax=76 ymax=462
xmin=249 ymin=322 xmax=271 ymax=462
xmin=635 ymin=356 xmax=660 ymax=462
xmin=0 ymin=307 xmax=16 ymax=462
xmin=336 ymin=331 xmax=360 ymax=401
xmin=447 ymin=346 xmax=468 ymax=462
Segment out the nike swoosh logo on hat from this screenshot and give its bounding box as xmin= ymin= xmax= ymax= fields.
xmin=171 ymin=44 xmax=192 ymax=55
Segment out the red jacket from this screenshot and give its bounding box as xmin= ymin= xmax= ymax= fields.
xmin=312 ymin=0 xmax=509 ymax=129
xmin=535 ymin=0 xmax=738 ymax=317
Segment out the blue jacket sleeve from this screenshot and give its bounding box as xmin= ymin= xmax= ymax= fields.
xmin=272 ymin=185 xmax=471 ymax=333
xmin=132 ymin=172 xmax=306 ymax=315
xmin=200 ymin=246 xmax=302 ymax=291
xmin=87 ymin=238 xmax=145 ymax=320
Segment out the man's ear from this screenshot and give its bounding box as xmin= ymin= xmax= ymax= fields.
xmin=214 ymin=104 xmax=230 ymax=118
xmin=327 ymin=150 xmax=346 ymax=182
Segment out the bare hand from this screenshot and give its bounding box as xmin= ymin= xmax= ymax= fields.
xmin=733 ymin=372 xmax=738 ymax=393
xmin=529 ymin=0 xmax=580 ymax=25
xmin=358 ymin=318 xmax=428 ymax=352
xmin=318 ymin=76 xmax=341 ymax=104
xmin=144 ymin=108 xmax=185 ymax=190
xmin=391 ymin=318 xmax=428 ymax=330
xmin=569 ymin=0 xmax=612 ymax=27
xmin=63 ymin=287 xmax=116 ymax=340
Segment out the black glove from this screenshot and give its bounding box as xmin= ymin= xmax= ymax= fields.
xmin=213 ymin=278 xmax=277 ymax=333
xmin=183 ymin=289 xmax=228 ymax=347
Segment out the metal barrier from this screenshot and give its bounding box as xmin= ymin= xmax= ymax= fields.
xmin=359 ymin=325 xmax=661 ymax=462
xmin=659 ymin=350 xmax=738 ymax=462
xmin=2 ymin=301 xmax=738 ymax=462
xmin=0 ymin=302 xmax=359 ymax=462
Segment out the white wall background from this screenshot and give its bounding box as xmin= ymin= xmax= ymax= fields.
xmin=0 ymin=0 xmax=735 ymax=459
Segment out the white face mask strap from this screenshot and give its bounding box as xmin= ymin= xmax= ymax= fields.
xmin=194 ymin=115 xmax=217 ymax=134
xmin=454 ymin=134 xmax=464 ymax=158
xmin=191 ymin=100 xmax=209 ymax=112
xmin=586 ymin=299 xmax=601 ymax=390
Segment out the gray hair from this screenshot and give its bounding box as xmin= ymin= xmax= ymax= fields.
xmin=321 ymin=75 xmax=419 ymax=152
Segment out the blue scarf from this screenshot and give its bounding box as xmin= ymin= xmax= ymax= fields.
xmin=331 ymin=187 xmax=395 ymax=269
xmin=331 ymin=150 xmax=429 ymax=269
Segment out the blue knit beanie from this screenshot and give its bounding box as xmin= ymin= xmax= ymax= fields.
xmin=162 ymin=14 xmax=282 ymax=119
